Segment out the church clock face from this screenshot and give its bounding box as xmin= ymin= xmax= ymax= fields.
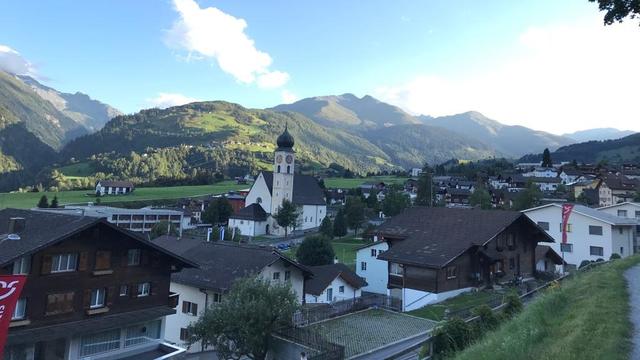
xmin=286 ymin=155 xmax=293 ymax=164
xmin=276 ymin=155 xmax=283 ymax=163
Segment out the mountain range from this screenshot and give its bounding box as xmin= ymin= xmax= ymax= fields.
xmin=562 ymin=128 xmax=635 ymax=142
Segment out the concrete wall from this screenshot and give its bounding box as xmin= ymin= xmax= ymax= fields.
xmin=356 ymin=242 xmax=389 ymax=294
xmin=400 ymin=287 xmax=474 ymax=312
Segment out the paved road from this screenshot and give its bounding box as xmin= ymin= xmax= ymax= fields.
xmin=625 ymin=264 xmax=640 ymax=360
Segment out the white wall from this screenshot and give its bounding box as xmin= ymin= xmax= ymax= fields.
xmin=244 ymin=173 xmax=272 ymax=214
xmin=598 ymin=203 xmax=640 ymax=220
xmin=304 ymin=276 xmax=361 ymax=304
xmin=400 ymin=287 xmax=473 ymax=312
xmin=229 ymin=218 xmax=268 ymax=237
xmin=258 ymin=259 xmax=305 ymax=303
xmin=300 ymin=205 xmax=326 ymax=230
xmin=356 ymin=241 xmax=389 ymax=294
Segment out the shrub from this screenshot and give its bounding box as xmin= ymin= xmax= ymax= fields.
xmin=502 ymin=293 xmax=523 ymax=318
xmin=473 ymin=305 xmax=499 ymax=332
xmin=596 ymin=258 xmax=605 ymax=262
xmin=579 ymin=260 xmax=592 ymax=269
xmin=432 ymin=317 xmax=474 ymax=357
xmin=610 ymin=253 xmax=621 ymax=260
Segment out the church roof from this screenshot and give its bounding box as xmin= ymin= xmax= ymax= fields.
xmin=261 ymin=172 xmax=326 ymax=205
xmin=276 ymin=125 xmax=295 ymax=151
xmin=231 ymin=203 xmax=268 ymax=221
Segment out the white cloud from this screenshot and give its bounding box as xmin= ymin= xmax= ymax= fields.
xmin=374 ymin=17 xmax=640 ymax=134
xmin=166 ymin=0 xmax=289 ymax=88
xmin=0 ymin=45 xmax=38 ymax=77
xmin=147 ymin=92 xmax=200 ymax=109
xmin=281 ymin=89 xmax=299 ymax=104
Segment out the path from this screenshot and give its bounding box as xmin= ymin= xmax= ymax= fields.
xmin=625 ymin=264 xmax=640 ymax=360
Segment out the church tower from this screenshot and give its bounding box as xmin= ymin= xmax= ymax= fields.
xmin=271 ymin=124 xmax=295 ymax=215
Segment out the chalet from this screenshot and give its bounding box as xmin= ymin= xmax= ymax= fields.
xmin=304 ymin=263 xmax=367 ymax=304
xmin=447 ymin=188 xmax=472 ymax=206
xmin=559 ymin=168 xmax=583 ymax=184
xmin=95 ymin=180 xmax=134 ymax=196
xmin=375 ymin=207 xmax=554 ymax=311
xmin=152 ymin=236 xmax=311 ymax=353
xmin=0 ymin=209 xmax=196 ymax=360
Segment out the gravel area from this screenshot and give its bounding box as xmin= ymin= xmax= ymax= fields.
xmin=625 ymin=265 xmax=640 ymax=360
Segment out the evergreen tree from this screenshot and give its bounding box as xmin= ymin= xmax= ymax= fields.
xmin=333 ymin=209 xmax=348 ymax=237
xmin=37 ymin=195 xmax=49 ymax=208
xmin=50 ymin=196 xmax=59 ymax=209
xmin=345 ymin=196 xmax=365 ymax=235
xmin=541 ymin=148 xmax=553 ymax=167
xmin=295 ymin=235 xmax=335 ymax=266
xmin=273 ymin=199 xmax=300 ymax=238
xmin=319 ymin=216 xmax=334 ymax=239
xmin=415 ymin=171 xmax=435 ymax=206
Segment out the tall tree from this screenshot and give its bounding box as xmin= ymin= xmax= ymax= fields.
xmin=189 ymin=277 xmax=298 ymax=360
xmin=345 ymin=196 xmax=365 ymax=235
xmin=382 ymin=188 xmax=410 ymax=216
xmin=541 ymin=148 xmax=553 ymax=167
xmin=513 ymin=181 xmax=543 ymax=210
xmin=273 ymin=199 xmax=300 ymax=238
xmin=318 ymin=216 xmax=334 ymax=239
xmin=37 ymin=195 xmax=49 ymax=208
xmin=50 ymin=195 xmax=59 ymax=208
xmin=589 ymin=0 xmax=640 ymax=25
xmin=296 ymin=235 xmax=335 ymax=266
xmin=150 ymin=220 xmax=178 ymax=239
xmin=333 ymin=209 xmax=348 ymax=237
xmin=202 ymin=197 xmax=234 ymax=225
xmin=469 ymin=187 xmax=492 ymax=209
xmin=415 ymin=171 xmax=435 ymax=206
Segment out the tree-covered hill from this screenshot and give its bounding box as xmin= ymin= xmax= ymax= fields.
xmin=520 ymin=133 xmax=640 ymax=164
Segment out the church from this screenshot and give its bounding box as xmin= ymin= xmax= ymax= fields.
xmin=228 ymin=126 xmax=327 ymax=237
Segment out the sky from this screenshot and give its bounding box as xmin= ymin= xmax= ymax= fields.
xmin=0 ymin=0 xmax=639 ymax=134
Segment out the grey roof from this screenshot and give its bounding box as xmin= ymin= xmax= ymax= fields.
xmin=231 ymin=203 xmax=268 ymax=221
xmin=0 ymin=208 xmax=197 ymax=267
xmin=305 ymin=263 xmax=367 ymax=296
xmin=524 ymin=203 xmax=638 ymax=225
xmin=97 ymin=180 xmax=134 ymax=188
xmin=261 ymin=171 xmax=326 ymax=205
xmin=153 ymin=236 xmax=312 ymax=292
xmin=376 ymin=207 xmax=553 ymax=268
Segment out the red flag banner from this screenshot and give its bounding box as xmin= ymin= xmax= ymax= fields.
xmin=561 ymin=203 xmax=574 ymax=245
xmin=0 ymin=275 xmax=27 ymax=356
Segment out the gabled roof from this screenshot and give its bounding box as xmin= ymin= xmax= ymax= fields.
xmin=523 ymin=203 xmax=638 ymax=226
xmin=305 ymin=263 xmax=367 ymax=296
xmin=230 ymin=203 xmax=268 ymax=221
xmin=153 ymin=236 xmax=312 ymax=292
xmin=535 ymin=245 xmax=565 ymax=266
xmin=597 ymin=202 xmax=640 ymax=210
xmin=376 ymin=207 xmax=552 ymax=268
xmin=97 ymin=180 xmax=134 ymax=188
xmin=261 ymin=171 xmax=326 ymax=205
xmin=0 ymin=208 xmax=197 ymax=268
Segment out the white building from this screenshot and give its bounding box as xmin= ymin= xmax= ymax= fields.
xmin=559 ymin=169 xmax=582 ymax=184
xmin=95 ymin=180 xmax=134 ymax=196
xmin=304 ymin=263 xmax=366 ymax=304
xmin=228 ymin=203 xmax=269 ymax=237
xmin=597 ymin=202 xmax=640 ymax=254
xmin=523 ymin=203 xmax=637 ymax=268
xmin=230 ymin=126 xmax=327 ymax=237
xmin=523 ymin=167 xmax=558 ymax=178
xmin=153 ymin=237 xmax=310 ymax=353
xmin=410 ymin=168 xmax=423 ymax=177
xmin=355 ymin=239 xmax=390 ymax=295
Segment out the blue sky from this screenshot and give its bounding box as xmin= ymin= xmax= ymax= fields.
xmin=1 ymin=0 xmax=638 ymax=134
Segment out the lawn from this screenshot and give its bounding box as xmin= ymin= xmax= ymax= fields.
xmin=57 ymin=162 xmax=95 ymax=178
xmin=453 ymin=256 xmax=640 ymax=360
xmin=332 ymin=236 xmax=368 ymax=270
xmin=323 ymin=176 xmax=410 ymax=189
xmin=408 ymin=290 xmax=504 ymax=321
xmin=306 ymin=309 xmax=437 ymax=358
xmin=0 ymin=181 xmax=245 ymax=209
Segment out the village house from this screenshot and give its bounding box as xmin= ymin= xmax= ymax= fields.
xmin=95 ymin=180 xmax=134 ymax=196
xmin=523 ymin=203 xmax=637 ymax=268
xmin=1 ymin=209 xmax=196 ymax=360
xmin=597 ymin=202 xmax=640 ymax=254
xmin=522 ymin=167 xmax=558 ymax=178
xmin=304 ymin=263 xmax=367 ymax=304
xmin=535 ymin=245 xmax=565 ymax=274
xmin=559 ymin=168 xmax=583 ymax=184
xmin=229 ymin=126 xmax=327 ymax=237
xmin=374 ymin=207 xmax=554 ymax=311
xmin=152 ymin=236 xmax=311 ymax=353
xmin=355 ymin=237 xmax=390 ymax=295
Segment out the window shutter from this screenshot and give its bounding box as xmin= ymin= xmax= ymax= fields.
xmin=78 ymin=252 xmax=89 ymax=271
xmin=41 ymin=255 xmax=52 ymax=274
xmin=83 ymin=289 xmax=91 ymax=309
xmin=107 ymin=286 xmax=115 ymax=307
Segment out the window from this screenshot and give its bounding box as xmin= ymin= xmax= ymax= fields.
xmin=212 ymin=293 xmax=222 ymax=303
xmin=537 ymin=221 xmax=550 ymax=231
xmin=390 ymin=263 xmax=403 ymax=276
xmin=620 ymin=246 xmax=624 ymax=255
xmin=119 ymin=285 xmax=129 ymax=297
xmin=12 ymin=298 xmax=26 ymax=320
xmin=277 ymin=165 xmax=281 ymax=173
xmin=180 ymin=328 xmax=191 ymax=342
xmin=80 ymin=329 xmax=120 ymax=357
xmin=506 ymin=234 xmax=516 ymax=249
xmin=137 ymin=282 xmax=150 ymax=297
xmin=284 ymin=271 xmax=291 ymax=281
xmin=326 ymin=288 xmax=333 ymax=302
xmin=446 ymin=266 xmax=457 ymax=279
xmin=559 ymin=223 xmax=572 ymax=232
xmin=273 ymin=272 xmax=280 ymax=281
xmin=589 ymin=226 xmax=603 ymax=235
xmin=46 ymin=292 xmax=75 ymax=315
xmin=618 ymin=210 xmax=628 ymax=217
xmin=619 ymin=227 xmax=624 ymax=235
xmin=590 ymin=246 xmax=604 ymax=257
xmin=90 ymin=288 xmax=106 ymax=309
xmin=182 ymin=301 xmax=198 ymax=316
xmin=287 ymin=165 xmax=291 ymax=174
xmin=339 ymin=286 xmax=345 ymax=293
xmin=509 ymin=258 xmax=515 ymax=270
xmin=256 ymin=197 xmax=262 ymax=204
xmin=560 ymin=243 xmax=573 ymax=253
xmin=635 ymin=211 xmax=640 ymax=219
xmin=127 ymin=249 xmax=141 ymax=266
xmin=51 ymin=253 xmax=78 ymax=273
xmin=124 ymin=320 xmax=161 ymax=348
xmin=94 ymin=250 xmax=111 ymax=270
xmin=360 ymin=262 xmax=367 ymax=271
xmin=12 ymin=256 xmax=30 ymax=275
xmin=371 ymin=249 xmax=377 ymax=257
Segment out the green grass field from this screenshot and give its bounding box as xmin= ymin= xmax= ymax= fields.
xmin=281 ymin=236 xmax=368 ymax=270
xmin=0 ymin=181 xmax=246 ymax=209
xmin=57 ymin=162 xmax=95 ymax=178
xmin=453 ymin=256 xmax=640 ymax=360
xmin=323 ymin=176 xmax=410 ymax=189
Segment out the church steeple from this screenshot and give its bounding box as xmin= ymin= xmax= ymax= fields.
xmin=276 ymin=124 xmax=295 ymax=151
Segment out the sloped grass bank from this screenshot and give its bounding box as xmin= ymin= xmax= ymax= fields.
xmin=453 ymin=256 xmax=640 ymax=360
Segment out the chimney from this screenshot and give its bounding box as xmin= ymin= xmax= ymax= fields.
xmin=8 ymin=217 xmax=26 ymax=234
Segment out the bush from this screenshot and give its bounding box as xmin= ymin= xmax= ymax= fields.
xmin=473 ymin=305 xmax=499 ymax=333
xmin=579 ymin=260 xmax=592 ymax=269
xmin=432 ymin=317 xmax=474 ymax=357
xmin=610 ymin=253 xmax=621 ymax=260
xmin=502 ymin=293 xmax=523 ymax=318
